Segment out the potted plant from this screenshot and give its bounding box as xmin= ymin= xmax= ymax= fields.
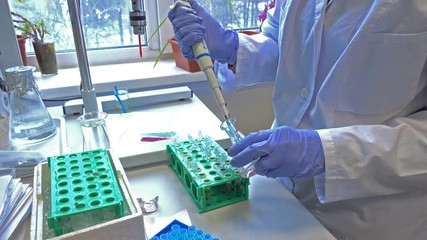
xmin=168 ymin=38 xmax=201 ymax=72
xmin=11 ymin=12 xmax=58 ymax=75
xmin=148 ymin=16 xmax=201 ymax=73
xmin=16 ymin=34 xmax=28 ymax=66
xmin=150 ymin=0 xmax=261 ymax=72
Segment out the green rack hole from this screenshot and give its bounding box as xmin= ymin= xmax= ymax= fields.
xmin=57 ymin=162 xmax=66 ymax=167
xmin=58 ymin=189 xmax=68 ymax=195
xmin=90 ymin=200 xmax=101 ymax=206
xmin=74 ymin=195 xmax=84 ymax=201
xmin=101 ymin=181 xmax=110 ymax=187
xmin=86 ymin=176 xmax=95 ymax=182
xmin=103 ymin=189 xmax=112 ymax=195
xmin=72 ymin=179 xmax=82 ymax=185
xmin=58 ymin=181 xmax=67 ymax=187
xmin=89 ymin=192 xmax=99 ymax=198
xmin=57 ymin=174 xmax=67 ymax=180
xmin=60 ymin=206 xmax=70 ymax=213
xmin=76 ymin=203 xmax=85 ymax=209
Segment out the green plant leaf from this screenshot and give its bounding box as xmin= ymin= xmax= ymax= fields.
xmin=153 ymin=41 xmax=170 ymax=68
xmin=147 ymin=16 xmax=169 ymax=44
xmin=227 ymin=0 xmax=241 ymax=30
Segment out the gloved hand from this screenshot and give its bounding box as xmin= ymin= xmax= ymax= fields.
xmin=229 ymin=126 xmax=325 ymax=178
xmin=168 ymin=0 xmax=239 ymax=64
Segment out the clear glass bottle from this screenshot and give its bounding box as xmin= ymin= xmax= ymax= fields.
xmin=5 ymin=66 xmax=56 ymax=144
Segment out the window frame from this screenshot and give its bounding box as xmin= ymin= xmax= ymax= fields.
xmin=23 ymin=0 xmax=175 ymax=69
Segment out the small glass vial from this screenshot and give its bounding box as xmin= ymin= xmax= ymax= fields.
xmin=5 ymin=66 xmax=56 ymax=144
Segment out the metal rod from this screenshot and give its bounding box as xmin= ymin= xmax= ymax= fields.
xmin=67 ymin=0 xmax=98 ymax=112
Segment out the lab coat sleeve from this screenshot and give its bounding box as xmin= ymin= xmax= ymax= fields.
xmin=215 ymin=0 xmax=283 ymax=92
xmin=314 ymin=109 xmax=427 ymax=203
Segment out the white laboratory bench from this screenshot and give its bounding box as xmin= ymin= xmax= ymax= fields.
xmin=23 ymin=88 xmax=335 ymax=239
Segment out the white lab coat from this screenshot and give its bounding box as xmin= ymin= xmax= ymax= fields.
xmin=215 ymin=0 xmax=427 ymax=239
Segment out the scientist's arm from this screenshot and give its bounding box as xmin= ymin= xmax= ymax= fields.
xmin=315 ymin=102 xmax=427 ymax=203
xmin=168 ymin=0 xmax=238 ymax=63
xmin=230 ymin=102 xmax=427 ymax=203
xmin=215 ymin=0 xmax=283 ymax=92
xmin=168 ymin=0 xmax=283 ymax=92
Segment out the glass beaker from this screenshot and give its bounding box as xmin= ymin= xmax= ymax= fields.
xmin=5 ymin=66 xmax=56 ymax=144
xmin=114 ymin=87 xmax=130 ymax=112
xmin=78 ymin=111 xmax=110 ymax=151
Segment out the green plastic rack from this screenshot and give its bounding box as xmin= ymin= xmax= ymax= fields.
xmin=167 ymin=135 xmax=249 ymax=213
xmin=47 ymin=149 xmax=125 ymax=236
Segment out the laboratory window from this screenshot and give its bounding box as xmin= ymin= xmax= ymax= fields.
xmin=9 ymin=0 xmax=263 ymax=67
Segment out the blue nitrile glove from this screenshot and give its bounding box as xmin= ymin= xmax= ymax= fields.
xmin=229 ymin=126 xmax=325 ymax=178
xmin=168 ymin=0 xmax=239 ymax=64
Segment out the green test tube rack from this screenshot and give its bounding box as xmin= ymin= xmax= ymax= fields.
xmin=167 ymin=135 xmax=249 ymax=213
xmin=47 ymin=149 xmax=125 ymax=236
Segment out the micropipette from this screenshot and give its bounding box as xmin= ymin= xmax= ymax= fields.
xmin=171 ymin=0 xmax=257 ymax=178
xmin=171 ymin=1 xmax=230 ymax=120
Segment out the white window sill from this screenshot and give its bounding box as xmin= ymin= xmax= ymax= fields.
xmin=35 ymin=58 xmax=207 ymax=100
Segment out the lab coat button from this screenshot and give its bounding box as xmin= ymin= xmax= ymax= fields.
xmin=300 ymin=88 xmax=309 ymax=98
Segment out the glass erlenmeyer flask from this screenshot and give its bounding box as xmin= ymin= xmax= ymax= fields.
xmin=5 ymin=66 xmax=56 ymax=144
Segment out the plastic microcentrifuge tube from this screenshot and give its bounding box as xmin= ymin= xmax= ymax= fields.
xmin=219 ymin=152 xmax=228 ymax=164
xmin=214 ymin=146 xmax=222 ymax=157
xmin=195 ymin=229 xmax=204 ymax=236
xmin=188 ymin=225 xmax=197 ymax=233
xmin=220 ymin=118 xmax=258 ymax=178
xmin=198 ymin=130 xmax=204 ymax=140
xmin=179 ymin=228 xmax=187 ymax=235
xmin=203 ymin=233 xmax=213 ymax=239
xmin=189 ymin=162 xmax=199 ymax=171
xmin=172 ymin=135 xmax=180 ymax=146
xmin=159 ymin=233 xmax=168 ymax=240
xmin=187 ymin=232 xmax=196 ymax=239
xmin=171 ymin=224 xmax=180 ymax=232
